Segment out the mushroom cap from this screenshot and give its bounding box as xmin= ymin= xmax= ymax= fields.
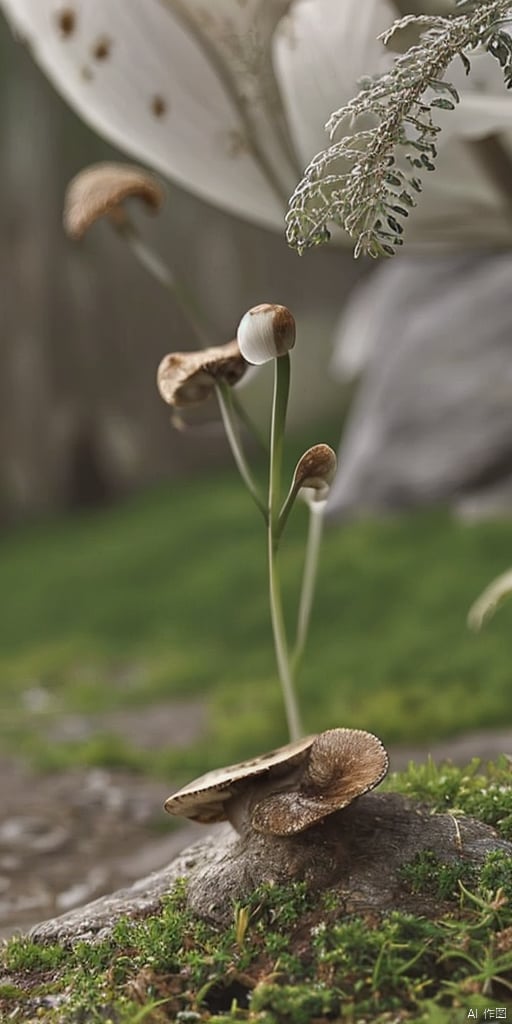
xmin=236 ymin=303 xmax=296 ymax=365
xmin=292 ymin=444 xmax=337 ymax=497
xmin=64 ymin=161 xmax=164 ymax=240
xmin=157 ymin=340 xmax=247 ymax=407
xmin=251 ymin=728 xmax=389 ymax=836
xmin=164 ymin=728 xmax=389 ymax=833
xmin=164 ymin=735 xmax=316 ymax=824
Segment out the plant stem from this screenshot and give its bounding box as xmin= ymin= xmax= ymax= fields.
xmin=215 ymin=382 xmax=267 ymax=520
xmin=267 ymin=355 xmax=303 ymax=741
xmin=277 ymin=481 xmax=299 ymax=539
xmin=114 ymin=217 xmax=211 ymax=346
xmin=268 ymin=356 xmax=290 ymax=532
xmin=292 ymin=501 xmax=325 ymax=674
xmin=115 ymin=218 xmax=270 ymax=455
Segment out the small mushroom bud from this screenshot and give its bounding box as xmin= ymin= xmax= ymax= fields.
xmin=292 ymin=444 xmax=337 ymax=501
xmin=63 ymin=162 xmax=164 ymax=240
xmin=157 ymin=339 xmax=247 ymax=407
xmin=236 ymin=303 xmax=296 ymax=365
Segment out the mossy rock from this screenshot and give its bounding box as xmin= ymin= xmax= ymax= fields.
xmin=3 ymin=761 xmax=512 ymax=1023
xmin=27 ymin=789 xmax=512 ymax=944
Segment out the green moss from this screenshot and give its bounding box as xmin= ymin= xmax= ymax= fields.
xmin=3 ymin=937 xmax=67 ymax=973
xmin=249 ymin=983 xmax=338 ymax=1023
xmin=387 ymin=757 xmax=512 ymax=838
xmin=400 ymin=851 xmax=478 ymax=901
xmin=479 ymin=849 xmax=512 ymax=900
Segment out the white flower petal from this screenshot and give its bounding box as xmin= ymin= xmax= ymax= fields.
xmin=3 ymin=0 xmax=512 ymax=249
xmin=273 ymin=0 xmax=395 ymax=165
xmin=276 ymin=1 xmax=512 ymax=246
xmin=0 ymin=0 xmax=296 ymax=227
xmin=433 ymin=51 xmax=512 ymax=142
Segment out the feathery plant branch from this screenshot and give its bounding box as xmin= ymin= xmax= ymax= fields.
xmin=286 ymin=0 xmax=512 ymax=258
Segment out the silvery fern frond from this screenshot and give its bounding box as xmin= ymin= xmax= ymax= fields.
xmin=286 ymin=0 xmax=512 ymax=258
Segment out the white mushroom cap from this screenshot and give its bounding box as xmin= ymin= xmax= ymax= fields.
xmin=236 ymin=303 xmax=296 ymax=365
xmin=164 ymin=728 xmax=388 ymax=833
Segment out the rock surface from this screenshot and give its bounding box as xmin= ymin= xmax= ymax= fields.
xmin=29 ymin=792 xmax=512 ymax=943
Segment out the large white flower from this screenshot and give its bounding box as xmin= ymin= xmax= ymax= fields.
xmin=1 ymin=0 xmax=512 ymax=241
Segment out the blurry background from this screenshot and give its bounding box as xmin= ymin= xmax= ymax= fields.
xmin=0 ymin=17 xmax=366 ymax=525
xmin=1 ymin=7 xmax=512 ymax=940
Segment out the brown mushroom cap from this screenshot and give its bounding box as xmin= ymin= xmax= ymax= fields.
xmin=164 ymin=735 xmax=315 ymax=824
xmin=64 ymin=162 xmax=164 ymax=240
xmin=251 ymin=728 xmax=389 ymax=835
xmin=292 ymin=444 xmax=337 ymax=495
xmin=164 ymin=728 xmax=389 ymax=834
xmin=157 ymin=340 xmax=247 ymax=407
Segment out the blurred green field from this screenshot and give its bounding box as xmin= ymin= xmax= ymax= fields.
xmin=1 ymin=457 xmax=512 ymax=779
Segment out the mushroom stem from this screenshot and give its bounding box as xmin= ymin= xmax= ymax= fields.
xmin=292 ymin=500 xmax=325 ymax=675
xmin=215 ymin=381 xmax=267 ymax=520
xmin=268 ymin=355 xmax=303 ymax=742
xmin=116 ymin=219 xmax=268 ymax=457
xmin=276 ymin=477 xmax=301 ymax=537
xmin=113 ymin=216 xmax=211 ymax=346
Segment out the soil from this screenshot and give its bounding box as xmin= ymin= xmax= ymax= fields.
xmin=0 ymin=699 xmax=207 ymax=940
xmin=1 ymin=704 xmax=511 ymax=941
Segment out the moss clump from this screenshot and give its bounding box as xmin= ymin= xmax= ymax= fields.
xmin=480 ymin=849 xmax=512 ymax=900
xmin=249 ymin=983 xmax=338 ymax=1023
xmin=387 ymin=756 xmax=512 ymax=838
xmin=399 ymin=850 xmax=478 ymax=901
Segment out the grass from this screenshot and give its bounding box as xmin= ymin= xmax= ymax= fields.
xmin=2 ymin=761 xmax=512 ymax=1023
xmin=2 ymin=444 xmax=512 ymax=778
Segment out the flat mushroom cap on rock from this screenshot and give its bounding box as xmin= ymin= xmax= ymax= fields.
xmin=164 ymin=728 xmax=389 ymax=836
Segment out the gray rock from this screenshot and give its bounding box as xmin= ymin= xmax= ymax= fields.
xmin=28 ymin=793 xmax=512 ymax=944
xmin=327 ymin=252 xmax=512 ymax=520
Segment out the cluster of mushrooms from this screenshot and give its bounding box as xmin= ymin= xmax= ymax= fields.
xmin=62 ymin=165 xmax=390 ymax=843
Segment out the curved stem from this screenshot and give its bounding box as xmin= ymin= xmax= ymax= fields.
xmin=268 ymin=356 xmax=290 ymax=531
xmin=292 ymin=501 xmax=325 ymax=675
xmin=215 ymin=382 xmax=267 ymax=520
xmin=267 ymin=356 xmax=303 ymax=741
xmin=268 ymin=538 xmax=302 ymax=741
xmin=277 ymin=480 xmax=300 ymax=539
xmin=114 ymin=217 xmax=211 ymax=346
xmin=115 ymin=219 xmax=270 ymax=456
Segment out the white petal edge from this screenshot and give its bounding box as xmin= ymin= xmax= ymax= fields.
xmin=468 ymin=568 xmax=512 ymax=632
xmin=0 ymin=0 xmax=290 ymax=228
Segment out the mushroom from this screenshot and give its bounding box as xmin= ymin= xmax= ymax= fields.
xmin=157 ymin=340 xmax=248 ymax=407
xmin=292 ymin=444 xmax=337 ymax=506
xmin=164 ymin=728 xmax=389 ymax=836
xmin=236 ymin=303 xmax=296 ymax=365
xmin=63 ymin=161 xmax=164 ymax=240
